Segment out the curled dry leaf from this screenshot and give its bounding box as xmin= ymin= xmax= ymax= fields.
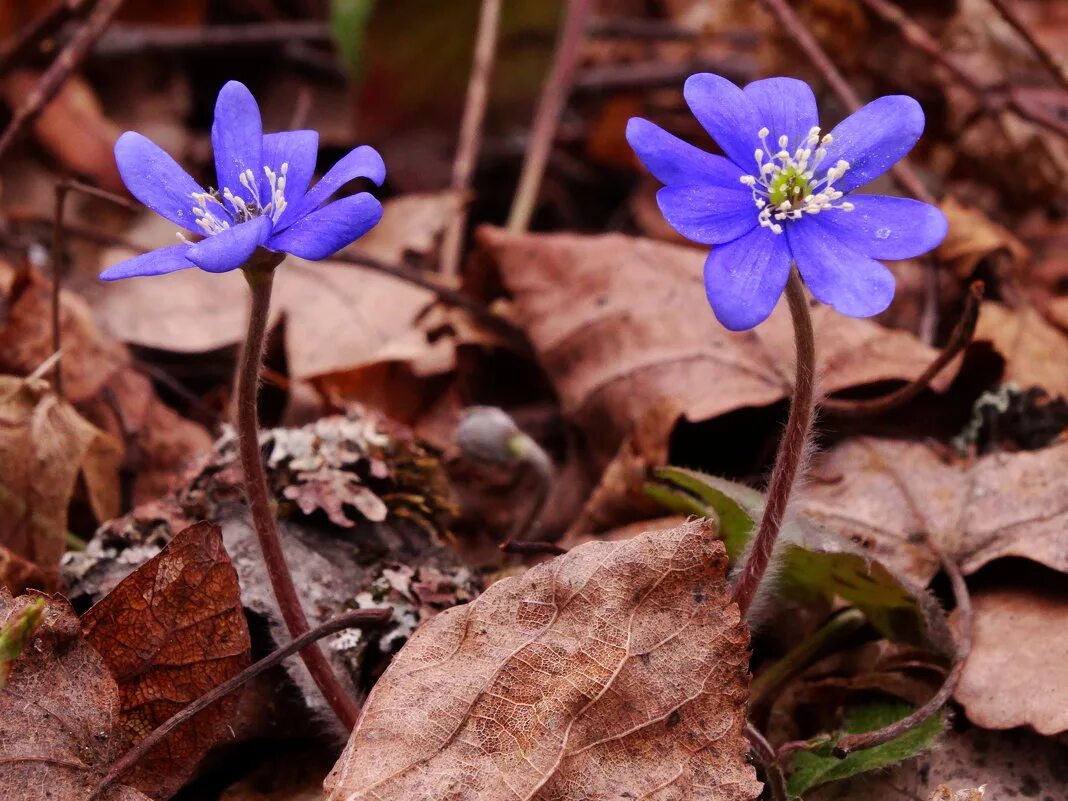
xmin=0 ymin=591 xmax=151 ymax=801
xmin=803 ymin=437 xmax=1068 ymax=584
xmin=477 ymin=228 xmax=953 ymax=464
xmin=953 ymin=584 xmax=1068 ymax=735
xmin=0 ymin=374 xmax=121 ymax=592
xmin=325 ymin=519 xmax=761 ymax=801
xmin=81 ymin=521 xmax=251 ymax=800
xmin=974 ymin=302 xmax=1068 ymax=397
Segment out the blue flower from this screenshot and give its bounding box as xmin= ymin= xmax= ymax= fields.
xmin=626 ymin=74 xmax=948 ymax=331
xmin=100 ymin=81 xmax=385 ymax=280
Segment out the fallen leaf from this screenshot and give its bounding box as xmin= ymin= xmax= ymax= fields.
xmin=0 ymin=374 xmax=121 ymax=591
xmin=324 ymin=519 xmax=761 ymax=801
xmin=802 ymin=437 xmax=1068 ymax=584
xmin=935 ymin=197 xmax=1030 ymax=281
xmin=927 ymin=786 xmax=986 ymax=801
xmin=0 ymin=595 xmax=44 ymax=689
xmin=953 ymin=584 xmax=1068 ymax=735
xmin=478 ymin=228 xmax=953 ymax=464
xmin=974 ymin=302 xmax=1068 ymax=397
xmin=82 ymin=521 xmax=251 ymax=799
xmin=808 ymin=726 xmax=1068 ymax=801
xmin=0 ymin=590 xmax=152 ymax=801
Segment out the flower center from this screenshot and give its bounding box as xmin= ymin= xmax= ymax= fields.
xmin=178 ymin=162 xmax=290 ymax=243
xmin=739 ymin=126 xmax=854 ymax=235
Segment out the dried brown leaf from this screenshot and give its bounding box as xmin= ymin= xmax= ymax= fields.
xmin=974 ymin=302 xmax=1068 ymax=397
xmin=82 ymin=521 xmax=251 ymax=799
xmin=0 ymin=591 xmax=151 ymax=801
xmin=803 ymin=437 xmax=1068 ymax=583
xmin=0 ymin=375 xmax=121 ymax=591
xmin=478 ymin=228 xmax=952 ymax=463
xmin=325 ymin=519 xmax=761 ymax=801
xmin=953 ymin=584 xmax=1068 ymax=735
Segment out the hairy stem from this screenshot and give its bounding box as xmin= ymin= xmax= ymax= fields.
xmin=732 ymin=269 xmax=817 ymax=616
xmin=236 ymin=261 xmax=360 ymax=731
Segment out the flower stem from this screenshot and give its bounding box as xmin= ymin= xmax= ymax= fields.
xmin=732 ymin=268 xmax=817 ymax=616
xmin=236 ymin=260 xmax=360 ymax=731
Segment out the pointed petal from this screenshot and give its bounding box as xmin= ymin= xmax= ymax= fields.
xmin=625 ymin=117 xmax=745 ymax=188
xmin=99 ymin=244 xmax=194 ymax=280
xmin=683 ymin=73 xmax=762 ymax=169
xmin=743 ymin=78 xmax=819 ymax=153
xmin=211 ymin=81 xmax=264 ymax=205
xmin=822 ymin=96 xmax=924 ymax=193
xmin=185 ymin=216 xmax=272 ymax=273
xmin=788 ymin=217 xmax=895 ymax=317
xmin=657 ymin=184 xmax=758 ymax=244
xmin=287 ymin=145 xmax=385 ymax=223
xmin=811 ymin=195 xmax=948 ymax=259
xmin=261 ymin=130 xmax=319 ymax=228
xmin=268 ymin=193 xmax=383 ymax=261
xmin=704 ymin=226 xmax=792 ymax=331
xmin=114 ymin=132 xmax=204 ymax=231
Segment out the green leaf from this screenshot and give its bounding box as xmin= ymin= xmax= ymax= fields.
xmin=330 ymin=0 xmax=377 ymax=75
xmin=650 ymin=467 xmax=759 ymax=560
xmin=0 ymin=596 xmax=46 ymax=690
xmin=786 ymin=701 xmax=945 ymax=797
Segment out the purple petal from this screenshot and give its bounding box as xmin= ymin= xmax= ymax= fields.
xmin=99 ymin=244 xmax=194 ymax=281
xmin=810 ymin=195 xmax=948 ymax=260
xmin=625 ymin=117 xmax=745 ymax=188
xmin=268 ymin=193 xmax=382 ymax=260
xmin=704 ymin=225 xmax=792 ymax=331
xmin=683 ymin=73 xmax=762 ymax=170
xmin=287 ymin=145 xmax=385 ymax=222
xmin=657 ymin=184 xmax=758 ymax=244
xmin=114 ymin=132 xmax=205 ymax=232
xmin=185 ymin=216 xmax=273 ymax=273
xmin=822 ymin=96 xmax=924 ymax=193
xmin=262 ymin=130 xmax=319 ymax=229
xmin=211 ymin=81 xmax=264 ymax=206
xmin=743 ymin=78 xmax=819 ymax=153
xmin=787 ymin=217 xmax=895 ymax=317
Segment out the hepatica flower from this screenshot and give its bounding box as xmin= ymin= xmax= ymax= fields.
xmin=627 ymin=74 xmax=947 ymax=330
xmin=100 ymin=81 xmax=384 ymax=280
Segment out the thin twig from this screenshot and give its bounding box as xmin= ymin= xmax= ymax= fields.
xmin=440 ymin=0 xmax=501 ymax=279
xmin=572 ymin=58 xmax=755 ymax=94
xmin=88 ymin=607 xmax=391 ymax=800
xmin=500 ymin=540 xmax=567 ymax=556
xmin=0 ymin=0 xmax=94 ymax=76
xmin=860 ymin=0 xmax=1068 ymax=141
xmin=823 ymin=281 xmax=984 ymax=418
xmin=0 ymin=0 xmax=127 ymax=160
xmin=987 ymin=0 xmax=1068 ymax=92
xmin=507 ymin=0 xmax=594 ymax=233
xmin=235 ymin=260 xmax=360 ymax=731
xmin=744 ymin=723 xmax=788 ymax=801
xmin=91 ymin=21 xmax=331 ymax=59
xmin=833 ymin=552 xmax=972 ymax=756
xmin=733 ymin=270 xmax=817 ymax=616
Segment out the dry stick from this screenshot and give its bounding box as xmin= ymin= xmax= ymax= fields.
xmin=744 ymin=723 xmax=788 ymax=801
xmin=0 ymin=0 xmax=93 ymax=75
xmin=91 ymin=20 xmax=331 ymax=58
xmin=822 ymin=281 xmax=984 ymax=418
xmin=860 ymin=0 xmax=1068 ymax=141
xmin=732 ymin=270 xmax=817 ymax=616
xmin=507 ymin=0 xmax=595 ymax=233
xmin=88 ymin=607 xmax=391 ymax=800
xmin=49 ymin=178 xmax=137 ymax=398
xmin=757 ymin=0 xmax=943 ymax=342
xmin=440 ymin=0 xmax=501 ymax=279
xmin=0 ymin=0 xmax=127 ymax=160
xmin=235 ymin=263 xmax=360 ymax=732
xmin=987 ymin=0 xmax=1068 ymax=92
xmin=833 ymin=551 xmax=973 ymax=756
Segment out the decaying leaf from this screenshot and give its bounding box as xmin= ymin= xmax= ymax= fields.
xmin=974 ymin=302 xmax=1068 ymax=397
xmin=803 ymin=437 xmax=1068 ymax=584
xmin=82 ymin=521 xmax=251 ymax=799
xmin=786 ymin=701 xmax=945 ymax=797
xmin=0 ymin=374 xmax=121 ymax=591
xmin=478 ymin=228 xmax=953 ymax=463
xmin=0 ymin=591 xmax=151 ymax=801
xmin=0 ymin=595 xmax=44 ymax=689
xmin=325 ymin=519 xmax=761 ymax=801
xmin=953 ymin=584 xmax=1068 ymax=735
xmin=927 ymin=786 xmax=986 ymax=801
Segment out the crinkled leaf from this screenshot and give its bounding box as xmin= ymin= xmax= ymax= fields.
xmin=82 ymin=522 xmax=250 ymax=800
xmin=325 ymin=520 xmax=761 ymax=801
xmin=786 ymin=701 xmax=945 ymax=797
